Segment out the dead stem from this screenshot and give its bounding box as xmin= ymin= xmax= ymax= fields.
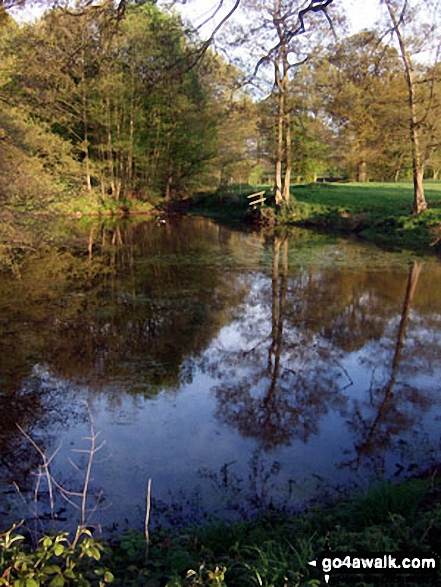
xmin=145 ymin=478 xmax=152 ymax=560
xmin=15 ymin=423 xmax=61 ymax=518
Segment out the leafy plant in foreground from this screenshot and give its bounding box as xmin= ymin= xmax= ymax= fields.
xmin=0 ymin=523 xmax=114 ymax=587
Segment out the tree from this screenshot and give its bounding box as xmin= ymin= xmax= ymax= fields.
xmin=315 ymin=31 xmax=408 ymax=181
xmin=198 ymin=53 xmax=260 ymax=189
xmin=258 ymin=63 xmax=330 ymax=183
xmin=3 ymin=5 xmax=108 ymax=193
xmin=382 ymin=0 xmax=441 ymax=213
xmin=417 ymin=62 xmax=441 ymax=180
xmin=234 ymin=0 xmax=337 ymax=204
xmin=172 ymin=0 xmax=337 ymax=201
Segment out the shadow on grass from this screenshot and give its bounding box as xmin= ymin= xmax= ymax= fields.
xmin=283 ymin=183 xmax=441 ymax=254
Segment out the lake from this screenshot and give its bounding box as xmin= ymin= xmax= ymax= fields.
xmin=1 ymin=215 xmax=440 ymax=533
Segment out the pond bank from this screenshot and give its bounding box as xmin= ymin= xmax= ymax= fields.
xmin=189 ymin=182 xmax=441 ymax=254
xmin=2 ymin=472 xmax=440 ymax=586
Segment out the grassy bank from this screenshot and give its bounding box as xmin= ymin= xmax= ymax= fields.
xmin=2 ymin=474 xmax=440 ymax=586
xmin=284 ymin=181 xmax=441 ymax=252
xmin=192 ymin=182 xmax=441 ymax=253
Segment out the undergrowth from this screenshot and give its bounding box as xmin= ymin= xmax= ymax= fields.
xmin=2 ymin=475 xmax=441 ymax=586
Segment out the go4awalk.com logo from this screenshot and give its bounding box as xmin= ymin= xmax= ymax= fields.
xmin=308 ymin=552 xmax=439 ymax=584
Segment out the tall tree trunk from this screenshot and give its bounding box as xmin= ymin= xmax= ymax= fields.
xmin=114 ymin=102 xmax=123 ymax=200
xmin=80 ymin=39 xmax=91 ymax=192
xmin=282 ymin=108 xmax=291 ymax=202
xmin=105 ymin=93 xmax=116 ymax=197
xmin=274 ymin=54 xmax=284 ymax=207
xmin=394 ymin=154 xmax=404 ymax=182
xmin=384 ymin=0 xmax=427 ymax=214
xmin=273 ymin=10 xmax=293 ymax=207
xmin=127 ymin=74 xmax=135 ymax=191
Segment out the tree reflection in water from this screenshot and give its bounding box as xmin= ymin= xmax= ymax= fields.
xmin=342 ymin=260 xmax=438 ymax=475
xmin=1 ymin=218 xmax=441 ymax=528
xmin=203 ymin=241 xmax=441 ymax=505
xmin=208 ymin=236 xmax=348 ymax=451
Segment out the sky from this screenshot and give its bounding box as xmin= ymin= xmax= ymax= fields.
xmin=12 ymin=0 xmax=384 ymax=34
xmin=160 ymin=0 xmax=385 ymax=37
xmin=155 ymin=0 xmax=387 ymax=93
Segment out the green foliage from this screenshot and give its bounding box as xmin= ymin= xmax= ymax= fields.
xmin=315 ymin=31 xmax=409 ymax=182
xmin=107 ymin=477 xmax=441 ymax=586
xmin=0 ymin=1 xmax=224 ymax=215
xmin=167 ymin=564 xmax=227 ymax=587
xmin=1 ymin=475 xmax=441 ymax=587
xmin=0 ymin=525 xmax=114 ymax=587
xmin=0 ymin=106 xmax=82 ymax=211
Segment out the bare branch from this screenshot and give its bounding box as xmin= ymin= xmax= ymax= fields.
xmin=16 ymin=424 xmax=59 ymax=518
xmin=249 ymin=0 xmax=336 ymax=80
xmin=194 ymin=0 xmax=225 ymax=32
xmin=185 ymin=0 xmax=241 ymax=70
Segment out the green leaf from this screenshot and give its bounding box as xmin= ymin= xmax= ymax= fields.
xmin=44 ymin=565 xmax=62 ymax=575
xmin=49 ymin=575 xmax=65 ymax=587
xmin=104 ymin=571 xmax=114 ymax=583
xmin=53 ymin=545 xmax=64 ymax=556
xmin=90 ymin=547 xmax=101 ymax=561
xmin=25 ymin=580 xmax=39 ymax=587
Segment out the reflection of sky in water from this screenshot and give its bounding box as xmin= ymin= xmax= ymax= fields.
xmin=11 ymin=273 xmax=440 ymax=532
xmin=1 ymin=220 xmax=441 ymax=532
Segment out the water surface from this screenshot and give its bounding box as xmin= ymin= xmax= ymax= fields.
xmin=1 ymin=216 xmax=440 ymax=531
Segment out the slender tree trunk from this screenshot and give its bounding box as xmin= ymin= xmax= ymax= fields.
xmin=80 ymin=43 xmax=91 ymax=192
xmin=128 ymin=74 xmax=135 ymax=191
xmin=274 ymin=55 xmax=284 ymax=207
xmin=384 ymin=0 xmax=427 ymax=214
xmin=282 ymin=109 xmax=291 ymax=202
xmin=394 ymin=153 xmax=404 ymax=182
xmin=165 ymin=175 xmax=172 ymax=201
xmin=281 ymin=48 xmax=292 ymax=203
xmin=273 ymin=8 xmax=293 ymax=207
xmin=115 ymin=102 xmax=123 ymax=200
xmin=105 ymin=93 xmax=115 ymax=197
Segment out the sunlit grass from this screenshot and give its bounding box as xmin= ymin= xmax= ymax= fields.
xmin=293 ymin=181 xmax=441 ymax=217
xmin=283 ymin=181 xmax=441 ymax=252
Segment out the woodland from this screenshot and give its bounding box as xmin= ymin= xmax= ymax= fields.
xmin=0 ymin=0 xmax=440 ymax=222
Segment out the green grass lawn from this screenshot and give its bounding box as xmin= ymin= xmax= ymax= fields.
xmin=292 ymin=181 xmax=441 ymax=216
xmin=278 ymin=181 xmax=441 ymax=253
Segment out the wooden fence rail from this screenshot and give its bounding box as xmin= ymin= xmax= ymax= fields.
xmin=247 ymin=191 xmax=267 ymax=207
